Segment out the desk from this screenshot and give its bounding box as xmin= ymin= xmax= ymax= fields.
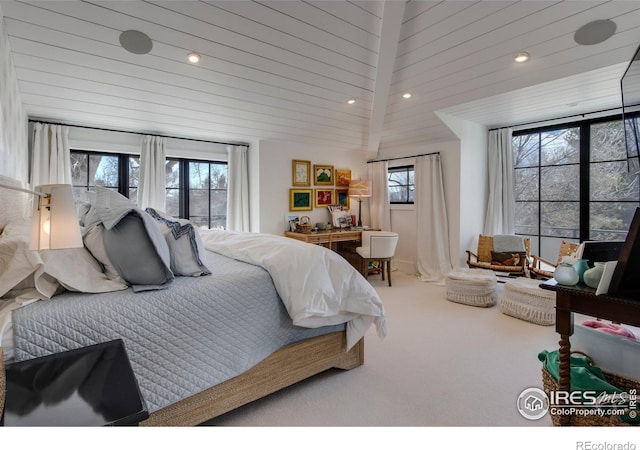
xmin=540 ymin=280 xmax=640 ymax=425
xmin=284 ymin=230 xmax=362 ymax=248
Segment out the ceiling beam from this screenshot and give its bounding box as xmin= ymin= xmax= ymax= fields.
xmin=367 ymin=1 xmax=405 ymax=157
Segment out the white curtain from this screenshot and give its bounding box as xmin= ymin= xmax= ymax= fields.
xmin=30 ymin=123 xmax=72 ymax=186
xmin=367 ymin=161 xmax=391 ymax=231
xmin=484 ymin=128 xmax=515 ymax=235
xmin=137 ymin=135 xmax=167 ymax=211
xmin=415 ymin=154 xmax=452 ymax=284
xmin=226 ymin=144 xmax=250 ymax=232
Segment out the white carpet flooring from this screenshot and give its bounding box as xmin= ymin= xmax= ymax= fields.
xmin=194 ymin=272 xmax=635 ymax=447
xmin=207 ymin=271 xmax=560 ymax=426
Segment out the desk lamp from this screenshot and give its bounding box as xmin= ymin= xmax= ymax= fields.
xmin=348 ymin=180 xmax=372 ymax=228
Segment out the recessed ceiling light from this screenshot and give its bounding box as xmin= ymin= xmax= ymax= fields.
xmin=187 ymin=52 xmax=201 ymax=64
xmin=347 ymin=98 xmax=356 ymax=105
xmin=402 ymin=93 xmax=412 ymax=99
xmin=119 ymin=30 xmax=153 ymax=55
xmin=514 ymin=52 xmax=529 ymax=63
xmin=574 ymin=19 xmax=616 ymax=46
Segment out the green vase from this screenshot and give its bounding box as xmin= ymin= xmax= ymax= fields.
xmin=583 ymin=262 xmax=605 ymax=289
xmin=573 ymin=259 xmax=589 ymax=284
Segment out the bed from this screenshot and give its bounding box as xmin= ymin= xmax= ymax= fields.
xmin=0 ymin=176 xmax=386 ymax=426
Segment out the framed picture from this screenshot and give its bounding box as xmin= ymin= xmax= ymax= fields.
xmin=314 ymin=165 xmax=334 ymax=185
xmin=335 ymin=169 xmax=351 ymax=187
xmin=314 ymin=188 xmax=334 ymax=208
xmin=289 ymin=189 xmax=312 ymax=211
xmin=292 ymin=160 xmax=311 ymax=186
xmin=335 ymin=188 xmax=350 ymax=208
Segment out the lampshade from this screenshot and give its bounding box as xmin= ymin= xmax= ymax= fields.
xmin=29 ymin=184 xmax=83 ymax=250
xmin=348 ymin=180 xmax=372 ymax=198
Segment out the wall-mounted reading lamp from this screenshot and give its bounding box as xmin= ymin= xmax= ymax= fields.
xmin=0 ymin=183 xmax=83 ymax=250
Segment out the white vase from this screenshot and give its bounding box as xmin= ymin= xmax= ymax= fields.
xmin=554 ymin=262 xmax=579 ymax=286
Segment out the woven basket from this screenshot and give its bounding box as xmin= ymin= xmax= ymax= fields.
xmin=445 ymin=268 xmax=497 ymax=307
xmin=500 ymin=278 xmax=556 ymax=325
xmin=541 ymin=352 xmax=640 ymax=426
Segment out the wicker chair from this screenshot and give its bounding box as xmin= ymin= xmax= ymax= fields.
xmin=530 ymin=240 xmax=580 ymax=280
xmin=466 ymin=234 xmax=530 ymax=276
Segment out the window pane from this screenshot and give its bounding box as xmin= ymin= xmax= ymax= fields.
xmin=589 ymin=202 xmax=639 ymax=241
xmin=513 ymin=134 xmax=539 ymax=167
xmin=515 ymin=168 xmax=538 ymax=201
xmin=389 ymin=186 xmax=407 ymax=203
xmin=590 ymin=161 xmax=640 ymax=201
xmin=541 ymin=202 xmax=579 ymax=238
xmin=129 ymin=156 xmax=139 ymax=188
xmin=541 ymin=165 xmax=579 ymax=201
xmin=189 ymin=189 xmax=209 ymax=216
xmin=389 ymin=171 xmax=407 ymax=185
xmin=166 ymin=188 xmax=180 ymax=216
xmin=71 ymin=153 xmax=88 ymax=187
xmin=388 ymin=166 xmax=414 ymax=204
xmin=210 ymin=190 xmax=227 ymax=217
xmin=189 ymin=216 xmax=209 ymax=230
xmin=591 ymin=120 xmax=626 ymax=162
xmin=189 ymin=162 xmax=209 ymax=189
xmin=128 ymin=156 xmax=139 ymax=199
xmin=166 ymin=160 xmax=180 ymax=188
xmin=92 ymin=154 xmax=119 ymax=187
xmin=515 ymin=202 xmax=539 ymax=235
xmin=210 ymin=163 xmax=227 ymax=189
xmin=540 ymin=128 xmax=579 ymax=165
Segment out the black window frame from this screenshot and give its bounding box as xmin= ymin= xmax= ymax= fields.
xmin=70 ymin=149 xmax=228 ymax=229
xmin=512 ymin=112 xmax=640 ymax=255
xmin=388 ymin=164 xmax=415 ymax=204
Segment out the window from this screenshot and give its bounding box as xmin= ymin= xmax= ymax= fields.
xmin=71 ymin=150 xmax=228 ymax=229
xmin=512 ymin=114 xmax=640 ymax=258
xmin=388 ymin=165 xmax=414 ymax=204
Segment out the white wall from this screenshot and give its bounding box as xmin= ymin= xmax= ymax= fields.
xmin=67 ymin=126 xmax=229 ymax=160
xmin=256 ymin=139 xmax=369 ymax=236
xmin=436 ymin=112 xmax=488 ymax=267
xmin=0 ymin=5 xmax=28 ymax=181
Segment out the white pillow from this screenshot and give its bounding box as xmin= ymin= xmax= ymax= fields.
xmin=0 ymin=217 xmax=128 ymax=299
xmin=145 ymin=208 xmax=211 ymax=277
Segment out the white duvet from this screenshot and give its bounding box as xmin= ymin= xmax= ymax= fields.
xmin=200 ymin=230 xmax=387 ymax=350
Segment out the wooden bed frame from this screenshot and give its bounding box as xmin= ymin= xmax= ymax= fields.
xmin=0 ymin=175 xmax=365 ymax=426
xmin=142 ymin=332 xmax=363 ymax=426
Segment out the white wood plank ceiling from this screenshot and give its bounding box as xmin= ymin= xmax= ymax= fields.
xmin=1 ymin=1 xmax=639 ymax=155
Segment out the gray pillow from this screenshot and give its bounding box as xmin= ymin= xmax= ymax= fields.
xmin=92 ymin=187 xmax=174 ymax=291
xmin=145 ymin=208 xmax=211 ymax=277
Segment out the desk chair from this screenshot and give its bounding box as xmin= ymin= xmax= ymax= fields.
xmin=356 ymin=231 xmax=399 ymax=286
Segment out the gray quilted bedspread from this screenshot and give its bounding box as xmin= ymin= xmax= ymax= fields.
xmin=11 ymin=250 xmax=344 ymax=413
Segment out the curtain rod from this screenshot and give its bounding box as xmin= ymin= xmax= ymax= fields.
xmin=487 ymin=104 xmax=640 ymax=132
xmin=28 ymin=118 xmax=247 ymax=147
xmin=367 ymin=151 xmax=439 ymax=163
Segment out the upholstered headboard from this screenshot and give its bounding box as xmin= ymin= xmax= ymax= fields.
xmin=0 ymin=175 xmax=32 ymax=232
